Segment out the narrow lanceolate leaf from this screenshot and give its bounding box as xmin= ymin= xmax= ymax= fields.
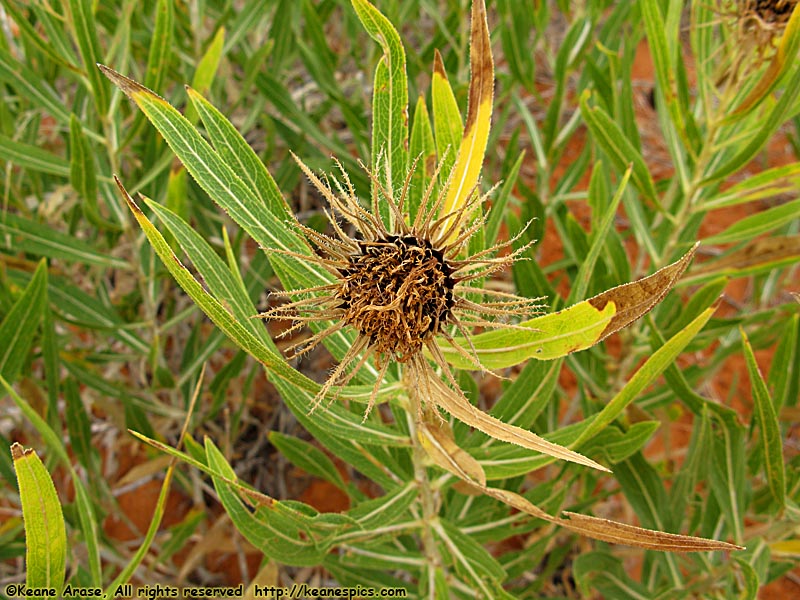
xmin=439 ymin=0 xmax=493 ymax=239
xmin=145 ymin=0 xmax=174 ymax=91
xmin=98 ymin=66 xmax=331 ymax=289
xmin=11 ymin=443 xmax=67 ymax=590
xmin=441 ymin=245 xmax=698 ymax=370
xmin=205 ymin=438 xmax=342 ymax=567
xmin=579 ymin=89 xmax=659 ymax=206
xmin=186 ymin=87 xmax=290 ymax=219
xmin=67 ymin=0 xmax=109 ymax=115
xmin=0 ymin=260 xmax=47 ymax=383
xmin=352 ymin=0 xmax=408 ymax=209
xmin=570 ymin=302 xmax=718 ymax=450
xmin=431 ymin=49 xmax=463 ymax=183
xmin=641 ymin=0 xmax=694 ymax=149
xmin=0 ymin=49 xmax=72 ymax=127
xmin=185 ymin=27 xmax=226 ymax=123
xmin=0 ymin=213 xmax=128 ymax=269
xmin=408 ymin=95 xmax=436 ymax=221
xmin=741 ymin=329 xmax=786 ymax=509
xmin=0 ymin=135 xmax=70 ymax=177
xmin=699 ymin=162 xmax=800 ymax=211
xmin=702 ymin=198 xmax=800 ymax=245
xmin=113 ymin=178 xmax=316 ymax=394
xmin=415 ymin=357 xmax=610 ymax=473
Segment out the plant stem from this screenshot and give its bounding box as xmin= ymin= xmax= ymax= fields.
xmin=405 ymin=376 xmax=443 ymax=598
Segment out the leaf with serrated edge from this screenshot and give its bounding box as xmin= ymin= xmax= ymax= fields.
xmin=439 ymin=0 xmax=493 ymax=240
xmin=479 ymin=476 xmax=742 ymax=552
xmin=742 ymin=329 xmax=786 ymax=509
xmin=413 ymin=356 xmax=610 ymax=472
xmin=440 ymin=244 xmax=698 ymax=369
xmin=12 ymin=443 xmax=67 ymax=589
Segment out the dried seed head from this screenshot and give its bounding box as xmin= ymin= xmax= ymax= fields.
xmin=734 ymin=0 xmax=797 ymax=48
xmin=259 ymin=154 xmax=542 ymax=417
xmin=337 ymin=234 xmax=455 ymax=362
xmin=748 ymin=0 xmax=797 ymax=25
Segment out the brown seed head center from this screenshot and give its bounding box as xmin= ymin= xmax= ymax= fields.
xmin=336 ymin=234 xmax=454 ymax=362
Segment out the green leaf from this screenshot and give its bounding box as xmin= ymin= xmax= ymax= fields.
xmin=124 ymin=0 xmax=174 ymax=146
xmin=574 ymin=552 xmax=651 ymax=599
xmin=741 ymin=329 xmax=786 ymax=509
xmin=570 ymin=302 xmax=717 ymax=450
xmin=579 ymin=89 xmax=659 ymax=206
xmin=582 ymin=422 xmax=661 ymax=465
xmin=568 ymin=162 xmax=631 ymax=304
xmin=704 ymin=61 xmax=800 ymax=184
xmin=64 ymin=379 xmax=98 ymax=475
xmin=205 ymin=437 xmax=340 ymax=566
xmin=698 ymin=162 xmax=800 ymax=211
xmin=352 ymin=0 xmax=408 ymax=222
xmin=441 ymin=245 xmax=697 ymax=369
xmin=0 ymin=213 xmax=128 ymax=269
xmin=0 ymin=135 xmax=70 ymax=177
xmin=0 ymin=49 xmax=72 ymax=128
xmin=485 ymin=151 xmax=524 ymax=249
xmin=11 ymin=443 xmax=66 ymax=591
xmin=113 ymin=180 xmax=317 ymax=393
xmin=641 ymin=0 xmax=689 ymax=148
xmin=768 ymin=313 xmax=798 ymax=410
xmin=67 ymin=0 xmax=109 ymax=115
xmin=408 ymin=94 xmax=436 ymax=221
xmin=0 ymin=260 xmax=47 ymax=383
xmin=702 ymin=198 xmax=800 ymax=245
xmin=431 ymin=49 xmax=464 ymax=183
xmin=144 ymin=0 xmax=174 ymax=92
xmin=269 ymin=432 xmax=347 ymax=492
xmin=1 ymin=378 xmax=101 ymax=586
xmin=186 ymin=88 xmax=290 ymax=220
xmin=709 ymin=416 xmax=746 ymax=544
xmin=184 ymin=27 xmax=226 ymax=123
xmin=435 ymin=518 xmax=505 ymax=596
xmin=345 ymin=483 xmax=416 ymax=531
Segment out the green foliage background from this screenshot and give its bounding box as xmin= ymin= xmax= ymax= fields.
xmin=0 ymin=0 xmax=798 ymax=598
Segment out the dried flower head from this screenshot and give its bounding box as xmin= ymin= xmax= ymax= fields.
xmin=260 ymin=154 xmax=609 ymax=473
xmin=731 ymin=0 xmax=797 ymax=54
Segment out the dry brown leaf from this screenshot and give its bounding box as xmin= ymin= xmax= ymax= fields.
xmin=559 ymin=512 xmax=745 ymax=553
xmin=417 ymin=408 xmax=487 ymax=488
xmin=692 ymin=235 xmax=800 ymax=275
xmin=587 ymin=243 xmax=698 ymax=342
xmin=414 ymin=356 xmax=610 ymax=473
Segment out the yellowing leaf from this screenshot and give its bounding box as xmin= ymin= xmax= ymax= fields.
xmin=441 ymin=245 xmax=699 ymax=369
xmin=12 ymin=443 xmax=67 ymax=590
xmin=439 ymin=0 xmax=493 ymax=240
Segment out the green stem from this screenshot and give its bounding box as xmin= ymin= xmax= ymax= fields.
xmin=405 ymin=376 xmax=443 ymax=598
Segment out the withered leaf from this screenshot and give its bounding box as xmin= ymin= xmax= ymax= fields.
xmin=586 ymin=243 xmax=698 ymax=342
xmin=690 ymin=235 xmax=800 ymax=279
xmin=417 ymin=407 xmax=487 ymax=488
xmin=413 ymin=355 xmax=610 ymax=473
